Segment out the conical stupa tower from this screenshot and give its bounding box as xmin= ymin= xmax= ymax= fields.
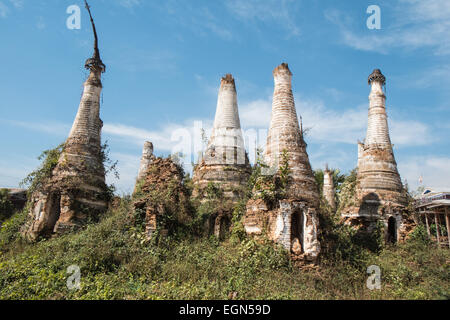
xmin=24 ymin=1 xmax=109 ymax=240
xmin=243 ymin=63 xmax=321 ymax=263
xmin=136 ymin=141 xmax=154 ymax=182
xmin=356 ymin=69 xmax=405 ymax=205
xmin=193 ymin=74 xmax=251 ymax=200
xmin=323 ymin=166 xmax=336 ymax=211
xmin=341 ymin=69 xmax=410 ymax=243
xmin=265 ymin=63 xmax=319 ymax=207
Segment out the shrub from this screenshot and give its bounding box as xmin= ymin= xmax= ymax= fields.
xmin=0 ymin=189 xmax=15 ymax=222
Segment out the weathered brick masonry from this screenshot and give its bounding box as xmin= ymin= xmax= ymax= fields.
xmin=23 ymin=3 xmax=108 ymax=241
xmin=244 ymin=63 xmax=320 ymax=263
xmin=341 ymin=69 xmax=413 ymax=242
xmin=193 ymin=74 xmax=251 ymax=237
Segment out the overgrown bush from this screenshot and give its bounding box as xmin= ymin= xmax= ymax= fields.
xmin=0 ymin=189 xmax=15 ymax=222
xmin=0 ymin=197 xmax=448 ymax=300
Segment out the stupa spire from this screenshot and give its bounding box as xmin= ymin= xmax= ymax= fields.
xmin=193 ymin=73 xmax=251 ymax=202
xmin=357 ymin=69 xmax=403 ymax=195
xmin=137 ymin=141 xmax=154 ymax=181
xmin=204 ymin=73 xmax=246 ymax=166
xmin=265 ymin=63 xmax=319 ymax=206
xmin=365 ymin=69 xmax=390 ymax=147
xmin=23 ymin=1 xmax=109 ymax=241
xmin=323 ymin=165 xmax=336 ymax=211
xmin=84 ymin=0 xmax=105 ymax=73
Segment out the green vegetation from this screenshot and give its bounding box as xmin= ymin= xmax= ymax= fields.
xmin=0 ymin=196 xmax=448 ymax=300
xmin=1 ymin=152 xmax=448 ymax=300
xmin=20 ymin=143 xmax=65 ymax=196
xmin=0 ymin=189 xmax=15 ymax=223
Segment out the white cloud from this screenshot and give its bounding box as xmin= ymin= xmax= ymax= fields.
xmin=326 ymin=0 xmax=450 ymax=55
xmin=107 ymin=152 xmax=140 ymax=195
xmin=159 ymin=1 xmax=234 ymax=41
xmin=0 ymin=2 xmax=10 ymax=18
xmin=226 ymin=0 xmax=301 ymax=37
xmin=238 ymin=93 xmax=433 ymax=147
xmin=8 ymin=0 xmax=23 ymax=9
xmin=117 ymin=0 xmax=141 ymax=9
xmin=239 ymin=98 xmax=272 ymax=128
xmin=36 ymin=16 xmax=45 ymax=30
xmin=3 ymin=120 xmax=70 ymax=136
xmin=398 ymin=155 xmax=450 ymax=191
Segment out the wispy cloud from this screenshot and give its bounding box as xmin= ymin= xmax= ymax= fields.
xmin=325 ymin=0 xmax=450 ymax=55
xmin=0 ymin=2 xmax=10 ymax=18
xmin=398 ymin=155 xmax=450 ymax=191
xmin=158 ymin=0 xmax=234 ymax=41
xmin=8 ymin=0 xmax=23 ymax=9
xmin=238 ymin=94 xmax=433 ymax=147
xmin=117 ymin=0 xmax=141 ymax=9
xmin=226 ymin=0 xmax=301 ymax=37
xmin=3 ymin=119 xmax=70 ymax=136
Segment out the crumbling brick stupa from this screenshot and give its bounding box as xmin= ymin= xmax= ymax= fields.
xmin=243 ymin=63 xmax=321 ymax=263
xmin=136 ymin=141 xmax=155 ymax=183
xmin=23 ymin=2 xmax=109 ymax=241
xmin=132 ymin=152 xmax=192 ymax=239
xmin=323 ymin=166 xmax=336 ymax=211
xmin=341 ymin=69 xmax=412 ymax=242
xmin=193 ymin=74 xmax=251 ymax=237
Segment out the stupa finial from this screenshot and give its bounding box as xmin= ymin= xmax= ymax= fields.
xmin=368 ymin=68 xmax=385 ymax=86
xmin=84 ymin=0 xmax=106 ymax=73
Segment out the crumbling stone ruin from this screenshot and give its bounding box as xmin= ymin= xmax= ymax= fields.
xmin=243 ymin=63 xmax=321 ymax=263
xmin=132 ymin=155 xmax=192 ymax=239
xmin=137 ymin=141 xmax=155 ymax=182
xmin=323 ymin=166 xmax=336 ymax=211
xmin=193 ymin=74 xmax=251 ymax=238
xmin=340 ymin=69 xmax=413 ymax=243
xmin=23 ymin=3 xmax=109 ymax=241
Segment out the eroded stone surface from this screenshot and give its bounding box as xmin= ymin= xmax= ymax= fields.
xmin=24 ymin=69 xmax=109 ymax=241
xmin=341 ymin=69 xmax=411 ymax=242
xmin=137 ymin=141 xmax=155 ymax=182
xmin=193 ymin=74 xmax=251 ymax=202
xmin=132 ymin=156 xmax=192 ymax=239
xmin=243 ymin=63 xmax=320 ymax=263
xmin=323 ymin=167 xmax=336 ymax=211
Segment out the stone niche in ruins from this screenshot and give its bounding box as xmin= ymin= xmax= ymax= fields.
xmin=341 ymin=69 xmax=413 ymax=243
xmin=243 ymin=63 xmax=321 ymax=263
xmin=132 ymin=154 xmax=192 ymax=239
xmin=23 ymin=3 xmax=109 ymax=241
xmin=193 ymin=74 xmax=251 ymax=238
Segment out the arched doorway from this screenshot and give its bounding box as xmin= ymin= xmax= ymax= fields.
xmin=291 ymin=210 xmax=304 ymax=252
xmin=387 ymin=216 xmax=397 ymax=244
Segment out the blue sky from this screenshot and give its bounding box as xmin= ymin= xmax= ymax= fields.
xmin=0 ymin=0 xmax=449 ymax=194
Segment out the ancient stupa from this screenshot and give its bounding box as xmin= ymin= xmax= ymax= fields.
xmin=24 ymin=1 xmax=109 ymax=241
xmin=136 ymin=141 xmax=155 ymax=182
xmin=193 ymin=74 xmax=251 ymax=200
xmin=323 ymin=165 xmax=336 ymax=211
xmin=265 ymin=63 xmax=319 ymax=206
xmin=341 ymin=69 xmax=409 ymax=242
xmin=244 ymin=63 xmax=320 ymax=263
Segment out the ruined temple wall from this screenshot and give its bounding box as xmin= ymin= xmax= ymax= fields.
xmin=244 ymin=199 xmax=320 ymax=262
